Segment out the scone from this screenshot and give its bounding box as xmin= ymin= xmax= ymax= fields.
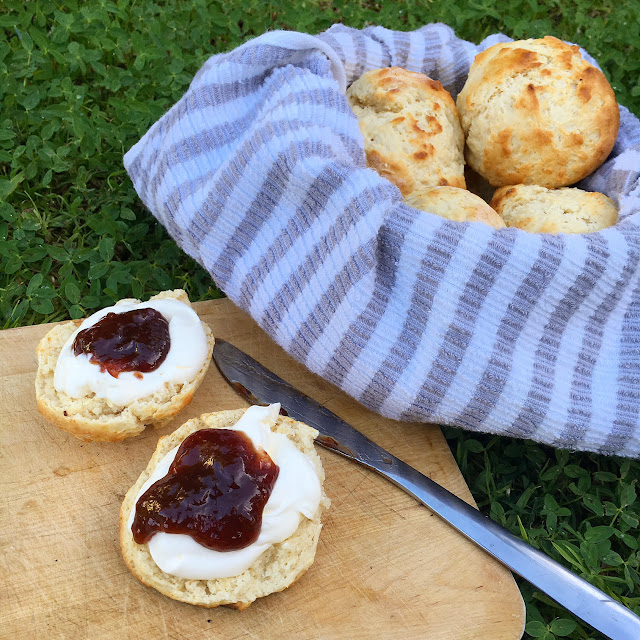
xmin=456 ymin=36 xmax=619 ymax=187
xmin=36 ymin=289 xmax=214 ymax=442
xmin=406 ymin=186 xmax=505 ymax=229
xmin=120 ymin=405 xmax=330 ymax=609
xmin=491 ymin=184 xmax=619 ymax=233
xmin=347 ymin=66 xmax=466 ymax=196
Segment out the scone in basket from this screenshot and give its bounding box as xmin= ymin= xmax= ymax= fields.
xmin=124 ymin=24 xmax=640 ymax=457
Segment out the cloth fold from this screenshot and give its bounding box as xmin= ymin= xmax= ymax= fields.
xmin=124 ymin=23 xmax=640 ymax=457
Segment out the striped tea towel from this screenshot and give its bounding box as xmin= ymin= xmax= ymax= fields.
xmin=124 ymin=23 xmax=640 ymax=457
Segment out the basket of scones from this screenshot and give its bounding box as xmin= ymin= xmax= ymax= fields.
xmin=123 ymin=26 xmax=639 ymax=457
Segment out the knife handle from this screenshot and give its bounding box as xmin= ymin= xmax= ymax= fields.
xmin=351 ymin=446 xmax=640 ymax=640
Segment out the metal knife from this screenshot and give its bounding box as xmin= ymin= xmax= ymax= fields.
xmin=213 ymin=338 xmax=640 ymax=640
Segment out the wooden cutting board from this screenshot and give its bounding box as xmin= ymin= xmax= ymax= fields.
xmin=0 ymin=298 xmax=525 ymax=640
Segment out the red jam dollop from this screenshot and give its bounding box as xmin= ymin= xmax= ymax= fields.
xmin=132 ymin=428 xmax=280 ymax=551
xmin=73 ymin=307 xmax=170 ymax=378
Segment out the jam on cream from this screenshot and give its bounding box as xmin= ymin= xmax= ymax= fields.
xmin=54 ymin=298 xmax=209 ymax=405
xmin=132 ymin=427 xmax=280 ymax=550
xmin=129 ymin=404 xmax=323 ymax=580
xmin=73 ymin=307 xmax=171 ymax=378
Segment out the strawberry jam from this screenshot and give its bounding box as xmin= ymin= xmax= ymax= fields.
xmin=73 ymin=307 xmax=170 ymax=378
xmin=132 ymin=428 xmax=279 ymax=551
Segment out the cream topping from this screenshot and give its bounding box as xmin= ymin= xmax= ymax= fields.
xmin=129 ymin=404 xmax=323 ymax=579
xmin=53 ymin=298 xmax=209 ymax=405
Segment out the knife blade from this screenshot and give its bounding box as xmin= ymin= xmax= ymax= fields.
xmin=213 ymin=338 xmax=640 ymax=640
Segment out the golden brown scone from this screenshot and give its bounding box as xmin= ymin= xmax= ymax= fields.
xmin=120 ymin=408 xmax=330 ymax=609
xmin=406 ymin=186 xmax=505 ymax=229
xmin=491 ymin=184 xmax=619 ymax=233
xmin=456 ymin=36 xmax=619 ymax=187
xmin=35 ymin=289 xmax=214 ymax=442
xmin=347 ymin=66 xmax=466 ymax=196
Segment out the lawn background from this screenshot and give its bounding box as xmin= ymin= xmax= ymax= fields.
xmin=1 ymin=1 xmax=639 ymax=638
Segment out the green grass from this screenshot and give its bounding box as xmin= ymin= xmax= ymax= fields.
xmin=444 ymin=428 xmax=640 ymax=639
xmin=1 ymin=1 xmax=639 ymax=638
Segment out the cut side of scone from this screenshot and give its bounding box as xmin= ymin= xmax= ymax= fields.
xmin=119 ymin=406 xmax=330 ymax=609
xmin=35 ymin=289 xmax=214 ymax=442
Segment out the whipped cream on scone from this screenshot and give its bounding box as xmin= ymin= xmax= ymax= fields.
xmin=129 ymin=404 xmax=323 ymax=580
xmin=54 ymin=298 xmax=209 ymax=405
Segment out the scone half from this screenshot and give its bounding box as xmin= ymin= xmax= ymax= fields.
xmin=35 ymin=289 xmax=214 ymax=442
xmin=119 ymin=408 xmax=330 ymax=609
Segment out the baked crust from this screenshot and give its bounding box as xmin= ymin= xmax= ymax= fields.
xmin=405 ymin=186 xmax=505 ymax=229
xmin=456 ymin=36 xmax=620 ymax=187
xmin=347 ymin=67 xmax=466 ymax=195
xmin=119 ymin=409 xmax=330 ymax=609
xmin=35 ymin=289 xmax=214 ymax=442
xmin=490 ymin=184 xmax=619 ymax=233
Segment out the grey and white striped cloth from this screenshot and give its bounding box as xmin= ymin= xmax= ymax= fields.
xmin=124 ymin=23 xmax=640 ymax=457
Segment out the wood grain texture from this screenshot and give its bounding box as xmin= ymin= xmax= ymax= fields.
xmin=0 ymin=298 xmax=525 ymax=639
